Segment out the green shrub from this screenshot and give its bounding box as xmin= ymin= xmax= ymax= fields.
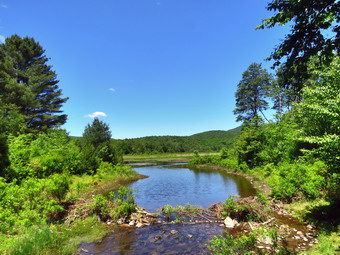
xmin=269 ymin=162 xmax=326 ymax=202
xmin=93 ymin=194 xmax=109 ymax=221
xmin=111 ymin=202 xmax=135 ymax=220
xmin=46 ymin=174 xmax=70 ymax=202
xmin=208 ymin=232 xmax=256 ymax=255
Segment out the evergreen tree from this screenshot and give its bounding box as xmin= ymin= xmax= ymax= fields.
xmin=0 ymin=35 xmax=68 ymax=132
xmin=233 ymin=63 xmax=272 ymax=124
xmin=81 ymin=118 xmax=121 ymax=170
xmin=82 ymin=118 xmax=111 ymax=147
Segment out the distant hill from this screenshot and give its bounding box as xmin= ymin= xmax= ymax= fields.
xmin=112 ymin=126 xmax=241 ymax=154
xmin=188 ymin=126 xmax=242 ymax=151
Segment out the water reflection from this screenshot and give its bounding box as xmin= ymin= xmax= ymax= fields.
xmin=80 ymin=223 xmax=225 ymax=255
xmin=127 ymin=164 xmax=255 ymax=212
xmin=79 ymin=164 xmax=256 ymax=255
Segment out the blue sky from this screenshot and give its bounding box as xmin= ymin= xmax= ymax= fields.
xmin=0 ymin=1 xmax=289 ymax=138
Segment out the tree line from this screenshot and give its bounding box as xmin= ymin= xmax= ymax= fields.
xmin=192 ymin=0 xmax=339 ymax=203
xmin=111 ymin=128 xmax=241 ymax=154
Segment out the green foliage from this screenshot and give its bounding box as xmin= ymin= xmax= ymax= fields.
xmin=208 ymin=232 xmax=256 ymax=255
xmin=6 ymin=226 xmax=61 ymax=255
xmin=234 ymin=63 xmax=272 ymax=124
xmin=0 ymin=177 xmax=66 ymax=234
xmin=93 ymin=186 xmax=136 ymax=221
xmin=257 ymin=0 xmax=339 ymax=90
xmin=189 ymin=155 xmax=221 ymax=166
xmin=268 ymin=162 xmax=326 ymax=202
xmin=222 ymin=196 xmax=263 ymax=222
xmin=0 ymin=35 xmax=68 ymax=132
xmin=5 ymin=130 xmax=83 ymax=180
xmin=93 ymin=194 xmax=109 ymax=221
xmin=161 ymin=204 xmax=175 ymax=219
xmin=295 ymin=57 xmax=340 ymax=200
xmin=110 ymin=186 xmax=136 ymax=220
xmin=256 ymin=192 xmax=269 ymax=206
xmin=80 ymin=118 xmax=122 ymax=172
xmin=46 ymin=174 xmax=70 ymax=202
xmin=113 ymin=127 xmax=241 ymax=155
xmin=83 ymin=118 xmax=111 ymax=147
xmin=234 ymin=124 xmax=267 ymax=169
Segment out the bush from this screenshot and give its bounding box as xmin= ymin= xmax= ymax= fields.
xmin=208 ymin=232 xmax=256 ymax=255
xmin=269 ymin=162 xmax=326 ymax=202
xmin=45 ymin=174 xmax=70 ymax=202
xmin=93 ymin=194 xmax=109 ymax=221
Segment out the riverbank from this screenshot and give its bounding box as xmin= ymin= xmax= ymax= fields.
xmin=189 ymin=164 xmax=272 ymax=196
xmin=0 ymin=164 xmax=145 ymax=255
xmin=187 ymin=163 xmax=339 ymax=254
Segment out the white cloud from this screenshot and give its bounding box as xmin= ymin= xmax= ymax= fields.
xmin=0 ymin=4 xmax=7 ymax=8
xmin=109 ymin=88 xmax=115 ymax=92
xmin=85 ymin=111 xmax=107 ymax=118
xmin=0 ymin=35 xmax=5 ymax=43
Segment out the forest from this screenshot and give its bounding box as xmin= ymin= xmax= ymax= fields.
xmin=110 ymin=127 xmax=241 ymax=154
xmin=189 ymin=1 xmax=339 ymax=253
xmin=0 ymin=0 xmax=339 ymax=254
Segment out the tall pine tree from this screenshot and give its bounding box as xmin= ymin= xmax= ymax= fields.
xmin=0 ymin=35 xmax=68 ymax=132
xmin=233 ymin=63 xmax=272 ymax=124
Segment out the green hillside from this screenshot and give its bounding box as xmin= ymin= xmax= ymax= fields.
xmin=112 ymin=126 xmax=241 ymax=154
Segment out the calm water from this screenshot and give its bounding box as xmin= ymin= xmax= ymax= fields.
xmin=128 ymin=164 xmax=256 ymax=212
xmin=79 ymin=164 xmax=256 ymax=255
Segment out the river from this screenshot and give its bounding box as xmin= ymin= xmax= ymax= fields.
xmin=79 ymin=163 xmax=256 ymax=254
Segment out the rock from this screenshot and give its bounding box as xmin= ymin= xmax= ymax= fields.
xmin=147 ymin=212 xmax=160 ymax=217
xmin=117 ymin=218 xmax=124 ymax=225
xmin=170 ymin=230 xmax=178 ymax=235
xmin=296 ymin=231 xmax=303 ymax=235
xmin=307 ymin=224 xmax=313 ymax=230
xmin=129 ymin=221 xmax=135 ymax=226
xmin=136 ymin=222 xmax=144 ymax=228
xmin=154 ymin=235 xmax=162 ymax=241
xmin=224 ymin=216 xmax=238 ymax=228
xmin=187 ymin=234 xmax=193 ymax=239
xmin=263 ymin=236 xmax=273 ymax=245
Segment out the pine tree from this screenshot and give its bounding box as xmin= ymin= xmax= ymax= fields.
xmin=0 ymin=35 xmax=68 ymax=132
xmin=233 ymin=63 xmax=272 ymax=124
xmin=83 ymin=118 xmax=112 ymax=147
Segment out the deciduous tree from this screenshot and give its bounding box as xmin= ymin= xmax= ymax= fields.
xmin=258 ymin=0 xmax=340 ymax=91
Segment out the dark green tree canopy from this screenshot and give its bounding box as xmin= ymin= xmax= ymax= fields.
xmin=234 ymin=63 xmax=272 ymax=124
xmin=0 ymin=35 xmax=68 ymax=132
xmin=258 ymin=0 xmax=340 ymax=91
xmin=82 ymin=118 xmax=112 ymax=147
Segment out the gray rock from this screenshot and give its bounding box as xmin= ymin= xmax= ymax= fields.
xmin=136 ymin=222 xmax=144 ymax=228
xmin=224 ymin=216 xmax=238 ymax=228
xmin=170 ymin=230 xmax=178 ymax=235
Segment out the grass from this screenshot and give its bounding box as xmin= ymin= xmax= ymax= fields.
xmin=302 ymin=231 xmax=340 ymax=255
xmin=0 ymin=165 xmax=143 ymax=255
xmin=1 ymin=216 xmax=112 ymax=255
